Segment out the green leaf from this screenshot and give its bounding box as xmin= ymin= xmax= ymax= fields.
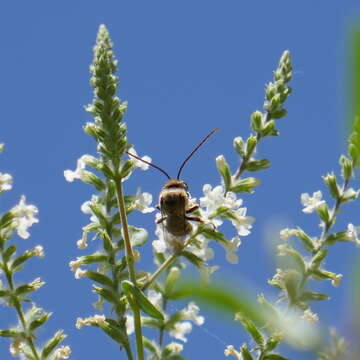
xmin=143 ymin=336 xmax=161 ymax=357
xmin=181 ymin=250 xmax=204 ymax=268
xmin=246 ymin=159 xmax=270 ymax=172
xmin=235 ymin=314 xmax=264 ymax=347
xmin=122 ymin=280 xmax=164 ymax=320
xmin=0 ymin=211 xmax=15 ymax=228
xmin=171 ymin=280 xmax=262 ymax=323
xmin=3 ymin=245 xmax=16 ymax=263
xmin=229 ymin=177 xmax=260 ymax=193
xmin=348 ymin=116 xmax=360 ymax=167
xmin=263 ymin=354 xmax=289 ymax=360
xmin=86 ymin=271 xmax=113 ymax=287
xmin=299 ymin=291 xmax=330 ymax=302
xmin=41 ymin=330 xmax=66 ymax=359
xmin=325 ymin=231 xmax=352 ymax=245
xmin=0 ymin=329 xmax=22 ymax=337
xmin=241 ymin=344 xmax=254 ymax=360
xmin=198 ymin=225 xmax=227 ymax=244
xmin=29 ymin=312 xmax=51 ymax=331
xmin=296 ymin=227 xmax=316 ymax=252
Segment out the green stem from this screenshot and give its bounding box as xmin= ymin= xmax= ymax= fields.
xmin=142 ymin=232 xmax=198 ymax=291
xmin=0 ymin=250 xmax=40 ymax=360
xmin=114 ymin=179 xmax=144 ymax=360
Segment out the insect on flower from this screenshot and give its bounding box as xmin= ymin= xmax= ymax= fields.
xmin=127 ymin=128 xmax=219 ymax=237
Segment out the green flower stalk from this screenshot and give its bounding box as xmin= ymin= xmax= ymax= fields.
xmin=0 ymin=146 xmax=69 ymax=360
xmin=66 ymin=24 xmax=148 ymax=360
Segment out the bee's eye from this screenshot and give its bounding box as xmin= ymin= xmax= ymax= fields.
xmin=183 ymin=182 xmax=188 ymax=190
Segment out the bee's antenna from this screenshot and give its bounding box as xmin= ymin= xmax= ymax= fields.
xmin=126 ymin=151 xmax=171 ymax=180
xmin=177 ymin=128 xmax=219 ymax=179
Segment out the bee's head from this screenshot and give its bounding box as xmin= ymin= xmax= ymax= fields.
xmin=163 ymin=179 xmax=188 ymax=191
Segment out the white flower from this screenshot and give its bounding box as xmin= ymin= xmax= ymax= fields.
xmin=69 ymin=257 xmax=83 ymax=272
xmin=169 ymin=321 xmax=192 ymax=342
xmin=33 ymin=245 xmax=44 ymax=258
xmin=186 ymin=235 xmax=214 ymax=261
xmin=224 ymin=345 xmax=237 ymax=357
xmin=182 ymin=302 xmax=204 ymax=325
xmin=148 ymin=290 xmax=162 ymax=308
xmin=64 ymin=155 xmax=88 ymax=182
xmin=11 ymin=195 xmax=39 ymax=239
xmin=125 ymin=314 xmax=134 ymax=335
xmin=222 ymin=237 xmax=241 ymax=264
xmin=54 ymin=346 xmax=71 ymax=359
xmin=199 ymin=264 xmax=219 ymax=283
xmin=347 ymin=223 xmax=360 ymax=246
xmin=302 ymin=309 xmax=319 ymax=323
xmin=74 ymin=268 xmax=87 ymax=279
xmin=29 ymin=277 xmax=45 ymax=290
xmin=76 ymin=314 xmax=106 ymax=328
xmin=133 ymin=188 xmax=155 ymax=213
xmin=200 ymin=184 xmax=254 ymax=236
xmin=0 ymin=172 xmax=12 ymax=191
xmin=200 ymin=184 xmax=241 ymax=216
xmin=166 ymin=342 xmax=183 ymax=355
xmin=77 ymin=236 xmax=88 ymax=249
xmin=10 ymin=337 xmax=25 ymax=356
xmin=229 ymin=207 xmax=254 ymax=236
xmin=301 ymin=191 xmax=325 ymax=214
xmin=280 ymin=228 xmax=298 ymax=241
xmin=128 ymin=147 xmax=152 ymax=170
xmin=81 ymin=195 xmax=101 ymax=223
xmin=331 ymin=273 xmax=343 ymax=287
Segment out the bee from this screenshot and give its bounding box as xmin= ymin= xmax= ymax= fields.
xmin=127 ymin=128 xmax=219 ymax=237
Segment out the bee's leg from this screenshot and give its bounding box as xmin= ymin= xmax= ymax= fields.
xmin=185 ymin=215 xmax=204 ymax=223
xmin=186 ymin=204 xmax=199 ymax=214
xmin=156 ymin=216 xmax=167 ymax=224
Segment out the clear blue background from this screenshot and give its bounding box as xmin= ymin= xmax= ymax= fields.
xmin=0 ymin=1 xmax=360 ymax=359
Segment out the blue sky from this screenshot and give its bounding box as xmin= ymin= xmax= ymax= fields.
xmin=1 ymin=1 xmax=360 ymax=359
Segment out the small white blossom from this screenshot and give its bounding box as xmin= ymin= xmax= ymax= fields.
xmin=200 ymin=184 xmax=254 ymax=235
xmin=0 ymin=172 xmax=12 ymax=191
xmin=199 ymin=264 xmax=219 ymax=283
xmin=93 ymin=297 xmax=104 ymax=310
xmin=33 ymin=245 xmax=45 ymax=258
xmin=280 ymin=228 xmax=298 ymax=241
xmin=128 ymin=147 xmax=152 ymax=170
xmin=81 ymin=195 xmax=101 ymax=223
xmin=10 ymin=337 xmax=25 ymax=356
xmin=76 ymin=314 xmax=106 ymax=329
xmin=29 ymin=277 xmax=45 ymax=290
xmin=133 ymin=188 xmax=155 ymax=213
xmin=301 ymin=191 xmax=325 ymax=214
xmin=11 ymin=195 xmax=39 ymax=239
xmin=331 ymin=273 xmax=343 ymax=287
xmin=277 ymin=244 xmax=289 ymax=256
xmin=54 ymin=346 xmax=71 ymax=359
xmin=77 ymin=237 xmax=88 ymax=249
xmin=182 ymin=302 xmax=204 ymax=325
xmin=186 ymin=235 xmax=214 ymax=261
xmin=222 ymin=237 xmax=241 ymax=264
xmin=230 ymin=207 xmax=254 ymax=236
xmin=148 ymin=290 xmax=162 ymax=308
xmin=74 ymin=268 xmax=87 ymax=279
xmin=347 ymin=223 xmax=360 ymax=246
xmin=224 ymin=345 xmax=240 ymax=358
xmin=69 ymin=257 xmax=83 ymax=272
xmin=125 ymin=314 xmax=134 ymax=335
xmin=169 ymin=321 xmax=192 ymax=342
xmin=64 ymin=155 xmax=89 ymax=182
xmin=342 ymin=187 xmax=360 ymax=201
xmin=302 ymin=309 xmax=319 ymax=323
xmin=166 ymin=342 xmax=183 ymax=355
